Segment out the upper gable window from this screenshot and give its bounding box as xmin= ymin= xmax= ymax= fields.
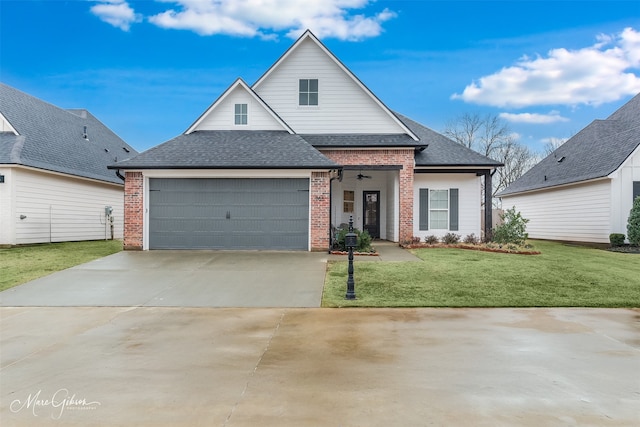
xmin=299 ymin=79 xmax=318 ymax=106
xmin=234 ymin=103 xmax=247 ymax=125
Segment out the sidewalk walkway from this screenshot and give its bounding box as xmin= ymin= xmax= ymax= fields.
xmin=327 ymin=240 xmax=422 ymax=262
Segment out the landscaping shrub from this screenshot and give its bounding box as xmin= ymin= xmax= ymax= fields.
xmin=412 ymin=236 xmax=422 ymax=244
xmin=424 ymin=235 xmax=439 ymax=244
xmin=335 ymin=228 xmax=373 ymax=252
xmin=609 ymin=233 xmax=625 ymax=247
xmin=463 ymin=233 xmax=479 ymax=244
xmin=442 ymin=233 xmax=461 ymax=244
xmin=492 ymin=207 xmax=529 ymax=245
xmin=628 ymin=196 xmax=640 ymax=246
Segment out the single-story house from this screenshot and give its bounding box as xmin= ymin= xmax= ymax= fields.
xmin=499 ymin=93 xmax=640 ymax=244
xmin=0 ymin=83 xmax=138 ymax=246
xmin=111 ymin=30 xmax=502 ymax=251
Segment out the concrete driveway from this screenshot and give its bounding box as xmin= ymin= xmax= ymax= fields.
xmin=1 ymin=307 xmax=638 ymax=426
xmin=0 ymin=251 xmax=330 ymax=307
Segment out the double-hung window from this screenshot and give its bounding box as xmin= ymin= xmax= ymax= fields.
xmin=234 ymin=103 xmax=247 ymax=125
xmin=299 ymin=79 xmax=318 ymax=106
xmin=419 ymin=188 xmax=459 ymax=231
xmin=429 ymin=190 xmax=449 ymax=230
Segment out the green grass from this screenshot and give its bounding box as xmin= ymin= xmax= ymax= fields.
xmin=0 ymin=240 xmax=122 ymax=292
xmin=322 ymin=241 xmax=640 ymax=307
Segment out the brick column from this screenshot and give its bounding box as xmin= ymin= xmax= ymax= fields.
xmin=123 ymin=171 xmax=143 ymax=250
xmin=310 ymin=171 xmax=330 ymax=251
xmin=398 ymin=159 xmax=414 ymax=244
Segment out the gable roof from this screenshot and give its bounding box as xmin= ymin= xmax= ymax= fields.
xmin=0 ymin=83 xmax=137 ymax=184
xmin=186 ymin=78 xmax=294 ymax=134
xmin=110 ymin=130 xmax=338 ymax=170
xmin=499 ymin=93 xmax=640 ymax=197
xmin=300 ymin=133 xmax=419 ymax=148
xmin=396 ymin=113 xmax=504 ymax=167
xmin=252 ymin=30 xmax=419 ymax=140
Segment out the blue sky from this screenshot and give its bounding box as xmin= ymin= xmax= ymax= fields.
xmin=1 ymin=1 xmax=639 ymax=153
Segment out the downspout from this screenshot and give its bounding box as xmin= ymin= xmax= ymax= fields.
xmin=115 ymin=169 xmax=125 ymax=181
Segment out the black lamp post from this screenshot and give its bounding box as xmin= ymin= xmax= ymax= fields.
xmin=345 ymin=215 xmax=357 ymax=300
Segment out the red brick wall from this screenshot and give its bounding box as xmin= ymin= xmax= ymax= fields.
xmin=123 ymin=171 xmax=143 ymax=250
xmin=310 ymin=171 xmax=331 ymax=251
xmin=321 ymin=149 xmax=415 ymax=243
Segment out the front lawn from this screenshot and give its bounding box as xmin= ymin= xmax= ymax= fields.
xmin=0 ymin=240 xmax=122 ymax=292
xmin=322 ymin=240 xmax=640 ymax=307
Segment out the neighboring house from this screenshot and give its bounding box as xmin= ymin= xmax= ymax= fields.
xmin=499 ymin=93 xmax=640 ymax=244
xmin=112 ymin=30 xmax=501 ymax=251
xmin=0 ymin=83 xmax=138 ymax=246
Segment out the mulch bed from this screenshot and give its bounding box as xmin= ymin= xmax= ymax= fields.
xmin=607 ymin=245 xmax=640 ymax=254
xmin=330 ymin=250 xmax=379 ymax=256
xmin=401 ymin=243 xmax=541 ymax=255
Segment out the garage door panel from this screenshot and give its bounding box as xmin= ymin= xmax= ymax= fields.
xmin=149 ymin=178 xmax=309 ymax=250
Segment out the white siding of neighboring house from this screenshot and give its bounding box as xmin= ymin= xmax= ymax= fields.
xmin=0 ymin=167 xmax=15 ymax=245
xmin=610 ymin=145 xmax=640 ymax=241
xmin=412 ymin=173 xmax=481 ymax=240
xmin=501 ymin=179 xmax=612 ymax=243
xmin=253 ymin=38 xmax=407 ymax=134
xmin=7 ymin=167 xmax=125 ymax=245
xmin=194 ymin=86 xmax=285 ymax=131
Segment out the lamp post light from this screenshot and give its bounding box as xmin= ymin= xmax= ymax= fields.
xmin=345 ymin=215 xmax=357 ymax=300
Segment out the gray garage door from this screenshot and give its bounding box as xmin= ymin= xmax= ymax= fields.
xmin=149 ymin=178 xmax=309 ymax=250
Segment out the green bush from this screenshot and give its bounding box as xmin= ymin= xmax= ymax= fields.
xmin=627 ymin=196 xmax=640 ymax=246
xmin=492 ymin=207 xmax=529 ymax=245
xmin=335 ymin=228 xmax=373 ymax=252
xmin=442 ymin=233 xmax=461 ymax=244
xmin=424 ymin=235 xmax=439 ymax=244
xmin=463 ymin=233 xmax=479 ymax=244
xmin=609 ymin=233 xmax=625 ymax=247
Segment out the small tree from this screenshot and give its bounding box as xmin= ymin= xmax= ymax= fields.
xmin=492 ymin=207 xmax=529 ymax=245
xmin=628 ymin=196 xmax=640 ymax=246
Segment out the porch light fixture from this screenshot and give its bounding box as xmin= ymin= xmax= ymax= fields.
xmin=0 ymin=174 xmax=4 ymax=183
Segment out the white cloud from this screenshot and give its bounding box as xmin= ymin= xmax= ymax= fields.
xmin=499 ymin=111 xmax=569 ymax=124
xmin=147 ymin=0 xmax=395 ymax=40
xmin=453 ymin=27 xmax=640 ymax=108
xmin=90 ymin=0 xmax=141 ymax=31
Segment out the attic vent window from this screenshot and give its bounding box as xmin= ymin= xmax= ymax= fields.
xmin=299 ymin=79 xmax=318 ymax=106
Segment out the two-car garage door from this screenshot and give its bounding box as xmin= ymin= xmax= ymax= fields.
xmin=149 ymin=178 xmax=309 ymax=250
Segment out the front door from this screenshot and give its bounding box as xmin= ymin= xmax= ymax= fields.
xmin=363 ymin=191 xmax=380 ymax=238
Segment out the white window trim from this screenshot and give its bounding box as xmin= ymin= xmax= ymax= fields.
xmin=429 ymin=189 xmax=449 ymax=230
xmin=234 ymin=103 xmax=248 ymax=126
xmin=298 ymin=78 xmax=319 ymax=107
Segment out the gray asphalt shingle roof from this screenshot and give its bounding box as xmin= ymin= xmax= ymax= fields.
xmin=111 ymin=131 xmax=339 ymax=169
xmin=499 ymin=93 xmax=640 ymax=196
xmin=112 ymin=113 xmax=502 ymax=170
xmin=0 ymin=83 xmax=137 ymax=184
xmin=300 ymin=133 xmax=418 ymax=148
xmin=396 ymin=113 xmax=504 ymax=167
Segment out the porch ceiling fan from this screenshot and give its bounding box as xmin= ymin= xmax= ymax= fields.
xmin=356 ymin=173 xmax=372 ymax=180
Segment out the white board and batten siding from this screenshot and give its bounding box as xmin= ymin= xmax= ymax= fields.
xmin=610 ymin=145 xmax=640 ymax=238
xmin=412 ymin=174 xmax=482 ymax=240
xmin=254 ymin=38 xmax=406 ymax=134
xmin=194 ymin=86 xmax=285 ymax=131
xmin=501 ymin=179 xmax=611 ymax=244
xmin=3 ymin=167 xmax=124 ymax=245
